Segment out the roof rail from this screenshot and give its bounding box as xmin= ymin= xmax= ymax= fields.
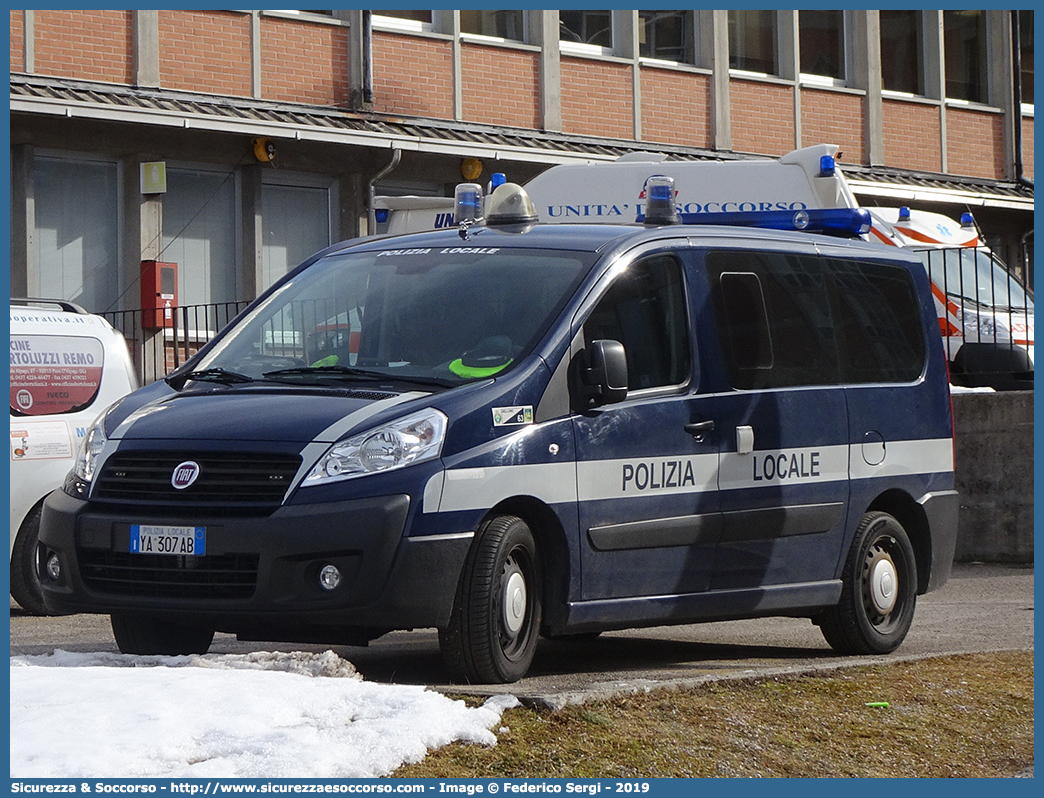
xmin=11 ymin=297 xmax=90 ymax=314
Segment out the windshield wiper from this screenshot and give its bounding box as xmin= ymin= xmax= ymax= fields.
xmin=263 ymin=366 xmax=455 ymax=389
xmin=166 ymin=368 xmax=255 ymax=390
xmin=945 ymin=291 xmax=993 ymax=310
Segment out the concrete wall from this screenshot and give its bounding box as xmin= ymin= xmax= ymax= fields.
xmin=951 ymin=391 xmax=1034 ymax=562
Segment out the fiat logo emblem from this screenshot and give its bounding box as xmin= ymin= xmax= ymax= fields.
xmin=171 ymin=461 xmax=201 ymax=490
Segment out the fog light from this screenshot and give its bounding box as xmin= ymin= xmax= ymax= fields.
xmin=319 ymin=564 xmax=342 ymax=591
xmin=46 ymin=553 xmax=62 ymax=582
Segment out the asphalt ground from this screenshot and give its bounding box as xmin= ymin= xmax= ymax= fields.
xmin=9 ymin=562 xmax=1033 ymax=710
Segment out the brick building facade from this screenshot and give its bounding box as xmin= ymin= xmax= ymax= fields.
xmin=8 ymin=9 xmax=1034 ymax=380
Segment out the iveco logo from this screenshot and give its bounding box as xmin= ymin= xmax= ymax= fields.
xmin=171 ymin=461 xmax=201 ymax=490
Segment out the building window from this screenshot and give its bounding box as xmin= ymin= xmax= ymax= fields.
xmin=639 ymin=10 xmax=695 ymax=64
xmin=800 ymin=10 xmax=844 ymax=82
xmin=461 ymin=10 xmax=525 ymax=42
xmin=1019 ymin=10 xmax=1033 ymax=106
xmin=559 ymin=10 xmax=612 ymax=48
xmin=378 ymin=10 xmax=431 ymax=25
xmin=729 ymin=10 xmax=777 ymax=75
xmin=880 ymin=11 xmax=923 ymax=95
xmin=944 ymin=10 xmax=988 ymax=103
xmin=161 ymin=167 xmax=238 ymax=309
xmin=34 ymin=155 xmax=119 ymax=313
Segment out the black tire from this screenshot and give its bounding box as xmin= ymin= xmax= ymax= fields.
xmin=819 ymin=511 xmax=918 ymax=655
xmin=111 ymin=613 xmax=215 ymax=655
xmin=10 ymin=504 xmax=50 ymax=616
xmin=439 ymin=515 xmax=542 ymax=684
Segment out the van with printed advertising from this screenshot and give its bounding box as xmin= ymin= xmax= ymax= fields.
xmin=376 ymin=145 xmax=1032 ymax=389
xmin=10 ymin=299 xmax=137 ymax=614
xmin=38 ymin=179 xmax=958 ymax=683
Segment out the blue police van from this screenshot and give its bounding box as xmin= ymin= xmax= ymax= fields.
xmin=39 ymin=178 xmax=958 ymax=683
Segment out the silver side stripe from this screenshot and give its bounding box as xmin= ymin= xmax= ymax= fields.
xmin=578 ymin=454 xmax=717 ymax=501
xmin=432 ymin=462 xmax=577 ymax=513
xmin=720 ymin=444 xmax=849 ymax=491
xmin=426 ymin=437 xmax=954 ymax=514
xmin=849 ymin=438 xmax=954 ymax=481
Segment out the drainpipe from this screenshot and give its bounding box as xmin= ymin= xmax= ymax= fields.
xmin=1011 ymin=11 xmax=1033 ymax=190
xmin=367 ymin=148 xmax=401 ymax=234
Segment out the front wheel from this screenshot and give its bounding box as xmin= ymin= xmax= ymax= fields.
xmin=818 ymin=511 xmax=918 ymax=654
xmin=111 ymin=613 xmax=215 ymax=655
xmin=10 ymin=504 xmax=49 ymax=616
xmin=440 ymin=515 xmax=542 ymax=684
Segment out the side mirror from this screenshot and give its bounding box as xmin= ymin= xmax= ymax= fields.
xmin=582 ymin=339 xmax=628 ymax=405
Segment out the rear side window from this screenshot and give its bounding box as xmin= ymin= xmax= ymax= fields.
xmin=830 ymin=259 xmax=926 ymax=383
xmin=10 ymin=334 xmax=105 ymax=416
xmin=584 ymin=254 xmax=690 ymax=390
xmin=708 ymin=252 xmax=839 ymax=389
xmin=707 ymin=251 xmax=926 ymax=389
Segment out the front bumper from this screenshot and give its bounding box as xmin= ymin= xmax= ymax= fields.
xmin=38 ymin=488 xmax=472 ymax=639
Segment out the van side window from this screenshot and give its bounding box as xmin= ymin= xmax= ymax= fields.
xmin=584 ymin=255 xmax=690 ymax=390
xmin=708 ymin=252 xmax=839 ymax=389
xmin=831 ymin=260 xmax=926 ymax=383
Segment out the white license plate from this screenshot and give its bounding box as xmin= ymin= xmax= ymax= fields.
xmin=130 ymin=525 xmax=206 ymax=556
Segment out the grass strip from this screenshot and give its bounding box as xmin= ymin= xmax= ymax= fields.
xmin=395 ymin=650 xmax=1033 ymax=778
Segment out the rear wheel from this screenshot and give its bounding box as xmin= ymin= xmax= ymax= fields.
xmin=818 ymin=511 xmax=918 ymax=654
xmin=440 ymin=515 xmax=542 ymax=684
xmin=10 ymin=504 xmax=49 ymax=616
xmin=111 ymin=613 xmax=215 ymax=655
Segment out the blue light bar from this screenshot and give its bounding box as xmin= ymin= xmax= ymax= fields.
xmin=898 ymin=206 xmax=911 ymax=221
xmin=960 ymin=212 xmax=975 ymax=227
xmin=642 ymin=175 xmax=681 ymax=225
xmin=639 ymin=207 xmax=872 ymax=237
xmin=819 ymin=155 xmax=836 ymax=176
xmin=454 ymin=182 xmax=483 ymax=225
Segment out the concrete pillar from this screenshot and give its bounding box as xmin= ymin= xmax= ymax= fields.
xmin=537 ymin=10 xmax=562 ymax=133
xmin=240 ymin=163 xmax=263 ymax=302
xmin=613 ymin=10 xmax=641 ymax=141
xmin=778 ymin=10 xmax=800 ymax=150
xmin=22 ymin=10 xmax=34 ymax=73
xmin=337 ymin=9 xmax=373 ymax=111
xmin=133 ymin=10 xmax=160 ymax=88
xmin=923 ymin=10 xmax=947 ymax=172
xmin=10 ymin=145 xmax=35 ymax=299
xmin=124 ymin=158 xmax=165 ymax=383
xmin=704 ymin=10 xmax=731 ymax=151
xmin=850 ymin=11 xmax=885 ymax=166
xmin=987 ymin=11 xmax=1017 ymax=181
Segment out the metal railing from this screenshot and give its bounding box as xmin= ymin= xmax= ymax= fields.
xmin=922 ymin=246 xmax=1033 ymax=390
xmin=103 ymin=301 xmax=250 ymax=386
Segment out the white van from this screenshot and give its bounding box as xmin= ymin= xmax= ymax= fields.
xmin=10 ymin=299 xmax=137 ymax=614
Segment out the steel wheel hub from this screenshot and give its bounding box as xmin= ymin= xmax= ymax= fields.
xmin=502 ymin=567 xmax=527 ymax=636
xmin=868 ymin=552 xmax=898 ymax=615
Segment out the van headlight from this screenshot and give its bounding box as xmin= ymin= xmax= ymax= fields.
xmin=64 ymin=403 xmax=118 ymax=496
xmin=304 ymin=408 xmax=448 ymax=485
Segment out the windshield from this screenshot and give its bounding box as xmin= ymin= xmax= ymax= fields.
xmin=922 ymin=247 xmax=1034 ymax=313
xmin=189 ymin=245 xmax=594 ymax=388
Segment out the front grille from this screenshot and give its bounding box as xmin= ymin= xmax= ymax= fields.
xmin=79 ymin=550 xmax=259 ymax=599
xmin=93 ymin=452 xmax=302 ymax=506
